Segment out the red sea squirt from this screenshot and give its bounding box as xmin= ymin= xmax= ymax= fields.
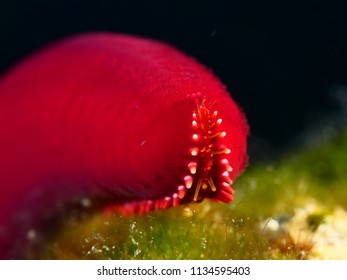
xmin=0 ymin=33 xmax=248 ymax=258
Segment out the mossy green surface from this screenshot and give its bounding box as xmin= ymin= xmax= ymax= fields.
xmin=34 ymin=130 xmax=347 ymax=259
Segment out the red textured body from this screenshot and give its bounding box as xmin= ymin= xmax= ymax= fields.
xmin=0 ymin=33 xmax=248 ymax=258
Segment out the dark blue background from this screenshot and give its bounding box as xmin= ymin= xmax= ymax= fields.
xmin=1 ymin=0 xmax=347 ymax=161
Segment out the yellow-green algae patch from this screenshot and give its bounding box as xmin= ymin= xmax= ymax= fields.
xmin=31 ymin=130 xmax=347 ymax=259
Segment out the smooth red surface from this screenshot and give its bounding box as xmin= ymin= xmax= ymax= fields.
xmin=0 ymin=33 xmax=248 ymax=258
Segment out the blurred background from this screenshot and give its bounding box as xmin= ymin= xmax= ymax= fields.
xmin=1 ymin=0 xmax=347 ymax=162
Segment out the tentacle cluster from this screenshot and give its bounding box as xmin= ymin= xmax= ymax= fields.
xmin=182 ymin=92 xmax=235 ymax=203
xmin=103 ymin=92 xmax=235 ymax=215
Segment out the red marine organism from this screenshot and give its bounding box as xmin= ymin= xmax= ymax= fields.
xmin=0 ymin=33 xmax=248 ymax=258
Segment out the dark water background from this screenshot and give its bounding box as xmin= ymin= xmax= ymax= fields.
xmin=1 ymin=0 xmax=347 ymax=162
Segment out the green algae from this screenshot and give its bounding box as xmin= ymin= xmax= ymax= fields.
xmin=32 ymin=130 xmax=347 ymax=259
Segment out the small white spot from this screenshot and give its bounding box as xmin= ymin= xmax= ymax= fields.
xmin=224 ymin=148 xmax=231 ymax=154
xmin=102 ymin=245 xmax=110 ymax=251
xmin=177 ymin=185 xmax=187 ymax=198
xmin=188 ymin=162 xmax=197 ymax=174
xmin=27 ymin=229 xmax=37 ymax=240
xmin=184 ymin=175 xmax=193 ymax=189
xmin=81 ymin=198 xmax=91 ymax=208
xmin=192 ymin=134 xmax=199 ymax=141
xmin=217 ymin=118 xmax=222 ymax=125
xmin=212 ymin=111 xmax=218 ymax=117
xmin=226 ymin=165 xmax=233 ymax=172
xmin=140 ymin=140 xmax=147 ymax=146
xmin=225 ymin=177 xmax=233 ymax=184
xmin=221 ymin=158 xmax=233 ymax=171
xmin=222 ymin=171 xmax=229 ymax=177
xmin=219 ymin=131 xmax=226 ymax=138
xmin=190 ymin=148 xmax=199 ymax=156
xmin=263 ymin=218 xmax=280 ymax=232
xmin=192 ymin=120 xmax=198 ymax=127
